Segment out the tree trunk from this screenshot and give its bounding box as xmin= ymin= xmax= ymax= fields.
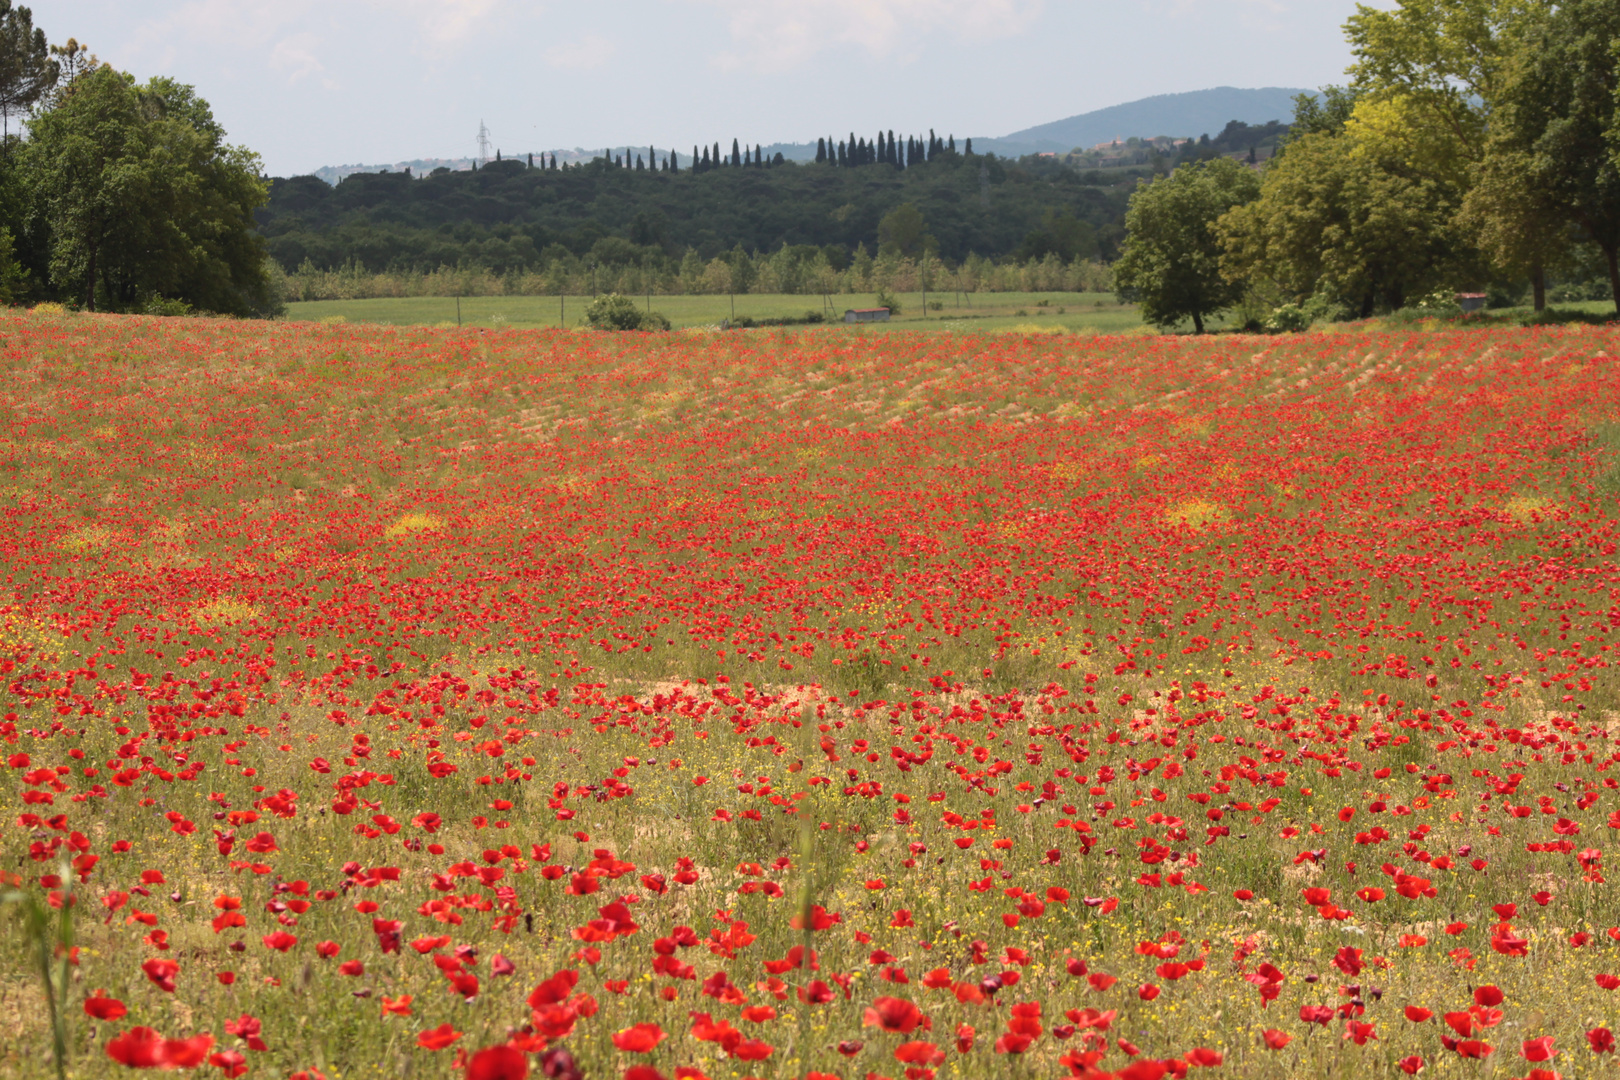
xmin=84 ymin=246 xmax=96 ymax=312
xmin=1360 ymin=292 xmax=1375 ymax=319
xmin=1191 ymin=311 xmax=1204 ymax=334
xmin=1531 ymin=264 xmax=1546 ymax=312
xmin=1607 ymin=244 xmax=1620 ymax=316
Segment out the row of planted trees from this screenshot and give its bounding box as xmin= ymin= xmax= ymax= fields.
xmin=272 ymin=248 xmax=1113 ymax=303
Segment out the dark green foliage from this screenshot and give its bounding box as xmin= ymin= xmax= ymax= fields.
xmin=23 ymin=68 xmax=276 ymax=315
xmin=255 ymin=152 xmax=1136 ymax=274
xmin=583 ymin=292 xmax=667 ymax=331
xmin=1114 ymin=157 xmax=1261 ymax=333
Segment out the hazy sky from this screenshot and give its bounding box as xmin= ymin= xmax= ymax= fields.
xmin=28 ymin=1 xmax=1379 ymax=176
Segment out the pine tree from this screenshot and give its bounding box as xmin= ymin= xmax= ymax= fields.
xmin=816 ymin=137 xmax=826 ymax=164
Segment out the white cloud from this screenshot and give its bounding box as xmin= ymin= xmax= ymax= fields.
xmin=379 ymin=0 xmax=508 ymax=45
xmin=117 ymin=0 xmax=514 ymax=82
xmin=269 ymin=32 xmax=328 ymax=84
xmin=694 ymin=0 xmax=1044 ymax=69
xmin=543 ymin=33 xmax=615 ymax=71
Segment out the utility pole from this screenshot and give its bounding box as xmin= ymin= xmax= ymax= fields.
xmin=476 ymin=121 xmax=492 ymax=166
xmin=921 ymin=251 xmax=927 ymax=320
xmin=456 ymin=297 xmax=462 ymax=327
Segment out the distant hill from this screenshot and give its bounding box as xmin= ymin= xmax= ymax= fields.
xmin=972 ymin=87 xmax=1312 ymax=157
xmin=308 ymin=87 xmax=1314 ymax=184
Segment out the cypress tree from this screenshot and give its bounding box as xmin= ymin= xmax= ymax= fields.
xmin=700 ymin=146 xmax=710 ymax=170
xmin=635 ymin=153 xmax=644 ymax=171
xmin=816 ymin=137 xmax=826 ymax=164
xmin=693 ymin=145 xmax=700 ymax=172
xmin=948 ymin=134 xmax=955 ymax=154
xmin=876 ymin=131 xmax=885 ymax=163
xmin=964 ymin=138 xmax=972 ymax=155
xmin=837 ymin=140 xmax=847 ymax=166
xmin=670 ymin=148 xmax=679 ymax=172
xmin=713 ymin=142 xmax=721 ymax=168
xmin=755 ymin=143 xmax=763 ymax=167
xmin=527 ymin=152 xmax=533 ymax=169
xmin=731 ymin=138 xmax=741 ymax=167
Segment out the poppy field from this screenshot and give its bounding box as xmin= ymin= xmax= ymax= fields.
xmin=5 ymin=313 xmax=1620 ymax=1080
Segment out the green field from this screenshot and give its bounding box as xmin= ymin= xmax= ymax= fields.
xmin=284 ymin=291 xmax=1159 ymax=334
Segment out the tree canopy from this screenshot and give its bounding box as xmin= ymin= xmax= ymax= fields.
xmin=20 ymin=66 xmax=275 ymax=314
xmin=1113 ymin=157 xmax=1259 ymax=333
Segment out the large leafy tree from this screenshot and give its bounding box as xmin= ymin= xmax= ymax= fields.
xmin=1218 ymin=129 xmax=1462 ymax=316
xmin=1469 ymin=0 xmax=1620 ymax=312
xmin=24 ymin=65 xmax=276 ymax=314
xmin=1344 ymin=0 xmax=1558 ymax=306
xmin=1113 ymin=157 xmax=1259 ymax=333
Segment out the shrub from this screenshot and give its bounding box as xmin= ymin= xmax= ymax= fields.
xmin=873 ymin=289 xmax=902 ymax=317
xmin=584 ymin=293 xmax=668 ymax=332
xmin=1264 ymin=303 xmax=1311 ymax=333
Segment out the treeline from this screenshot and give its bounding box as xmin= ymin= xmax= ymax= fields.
xmin=0 ymin=6 xmax=275 ymax=315
xmin=257 ymin=144 xmax=1137 ymax=279
xmin=271 ymin=249 xmax=1112 ymax=304
xmin=548 ymin=128 xmax=967 ymax=173
xmin=1116 ymin=0 xmax=1620 ymax=331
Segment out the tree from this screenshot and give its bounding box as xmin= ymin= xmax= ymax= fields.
xmin=1015 ymin=209 xmax=1097 ymax=263
xmin=816 ymin=137 xmax=826 ymax=164
xmin=730 ymin=138 xmax=740 ymax=167
xmin=1218 ymin=129 xmax=1463 ymax=316
xmin=1113 ymin=157 xmax=1260 ymax=333
xmin=24 ymin=67 xmax=275 ymax=314
xmin=1468 ymin=0 xmax=1620 ymax=310
xmin=1344 ymin=0 xmax=1550 ymax=304
xmin=877 ymin=202 xmax=935 ymax=259
xmin=0 ymin=2 xmax=53 ymax=150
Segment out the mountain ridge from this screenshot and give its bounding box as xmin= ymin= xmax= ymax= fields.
xmin=308 ymin=86 xmax=1314 ymax=183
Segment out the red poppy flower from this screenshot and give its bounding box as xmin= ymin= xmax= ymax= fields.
xmin=1522 ymin=1036 xmax=1554 ymax=1062
xmin=141 ymin=959 xmax=179 ymax=994
xmin=612 ymin=1024 xmax=667 ymax=1053
xmin=893 ymin=1042 xmax=944 ymax=1066
xmin=1262 ymin=1030 xmax=1291 ymax=1050
xmin=106 ymin=1027 xmax=166 ymax=1068
xmin=84 ymin=993 xmax=128 ymax=1021
xmin=863 ymin=997 xmax=926 ymax=1034
xmin=416 ymin=1024 xmax=462 ymax=1051
xmin=465 ymin=1045 xmax=528 ymax=1080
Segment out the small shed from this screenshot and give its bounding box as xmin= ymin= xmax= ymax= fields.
xmin=844 ymin=308 xmax=891 ymax=323
xmin=1455 ymin=292 xmax=1487 ymax=313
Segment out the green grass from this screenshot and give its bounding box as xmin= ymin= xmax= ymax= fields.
xmin=284 ymin=291 xmax=1163 ymax=335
